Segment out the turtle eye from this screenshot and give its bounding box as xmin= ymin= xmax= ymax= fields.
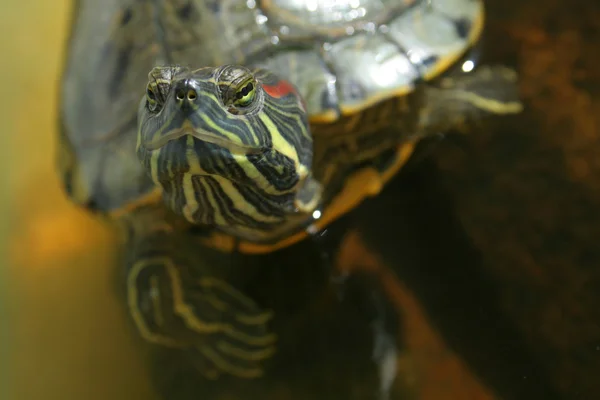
xmin=233 ymin=79 xmax=256 ymax=108
xmin=146 ymin=83 xmax=159 ymax=112
xmin=218 ymin=65 xmax=260 ymax=114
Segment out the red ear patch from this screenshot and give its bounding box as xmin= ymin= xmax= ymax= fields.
xmin=262 ymin=79 xmax=298 ymax=99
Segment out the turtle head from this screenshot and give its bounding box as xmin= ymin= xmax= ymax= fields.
xmin=136 ymin=64 xmax=321 ymax=241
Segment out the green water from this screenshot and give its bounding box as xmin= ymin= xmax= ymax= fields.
xmin=3 ymin=0 xmax=600 ymax=399
xmin=2 ymin=2 xmax=155 ymax=398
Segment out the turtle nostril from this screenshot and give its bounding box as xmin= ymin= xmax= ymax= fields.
xmin=175 ymin=88 xmax=197 ymax=102
xmin=175 ymin=80 xmax=198 ymax=105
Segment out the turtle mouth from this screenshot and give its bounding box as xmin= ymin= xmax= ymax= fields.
xmin=143 ymin=123 xmax=262 ymax=155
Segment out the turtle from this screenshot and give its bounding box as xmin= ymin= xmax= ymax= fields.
xmin=57 ymin=0 xmax=523 ymax=382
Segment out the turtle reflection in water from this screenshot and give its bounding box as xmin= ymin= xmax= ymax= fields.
xmin=57 ymin=0 xmax=522 ymax=396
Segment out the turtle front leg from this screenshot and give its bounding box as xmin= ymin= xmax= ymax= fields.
xmin=418 ymin=65 xmax=524 ymax=135
xmin=122 ymin=209 xmax=276 ymax=379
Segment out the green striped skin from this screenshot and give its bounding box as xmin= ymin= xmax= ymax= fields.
xmin=119 ymin=203 xmax=276 ymax=379
xmin=137 ymin=65 xmax=322 ymax=243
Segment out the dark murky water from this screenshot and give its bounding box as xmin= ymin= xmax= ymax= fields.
xmin=4 ymin=0 xmax=600 ymax=399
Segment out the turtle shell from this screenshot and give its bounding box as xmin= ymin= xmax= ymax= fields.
xmin=58 ymin=0 xmax=483 ymax=213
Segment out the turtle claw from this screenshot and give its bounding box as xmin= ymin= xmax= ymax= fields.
xmin=192 ymin=336 xmax=277 ymax=380
xmin=127 ymin=256 xmax=276 ymax=379
xmin=183 ymin=277 xmax=278 ymax=378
